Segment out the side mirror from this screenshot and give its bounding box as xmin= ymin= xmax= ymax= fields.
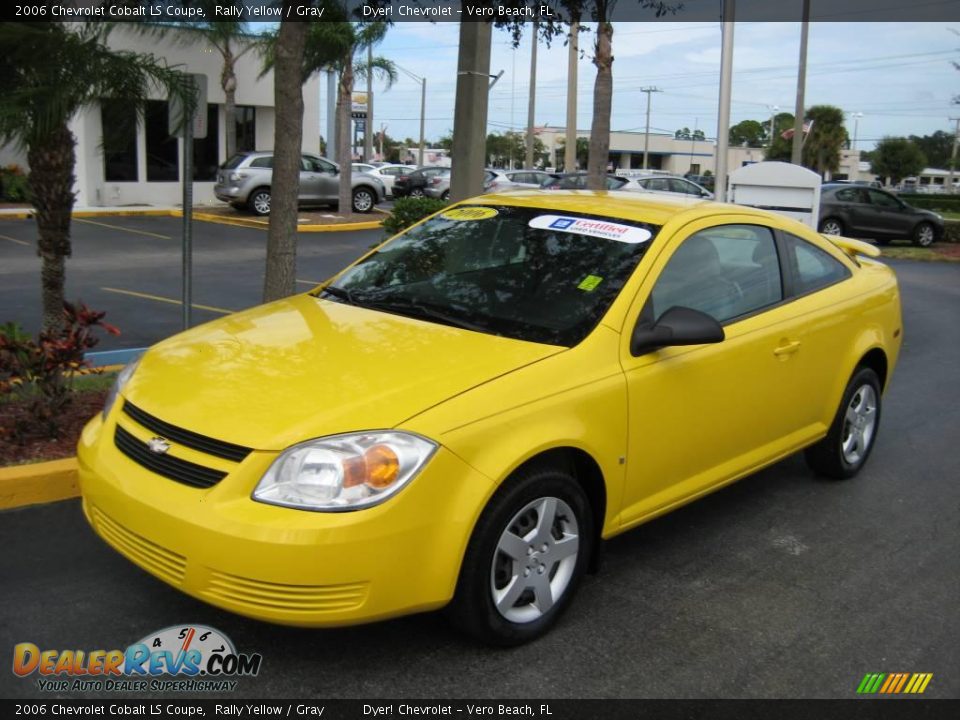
xmin=630 ymin=306 xmax=725 ymax=357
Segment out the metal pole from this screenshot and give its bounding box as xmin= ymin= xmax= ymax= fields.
xmin=948 ymin=117 xmax=960 ymax=194
xmin=327 ymin=70 xmax=336 ymax=161
xmin=526 ymin=20 xmax=538 ymax=170
xmin=715 ymin=0 xmax=735 ymax=202
xmin=419 ymin=77 xmax=426 ymax=166
xmin=564 ymin=21 xmax=578 ymax=172
xmin=641 ymin=87 xmax=661 ymax=170
xmin=181 ymin=97 xmax=193 ymax=331
xmin=768 ymin=105 xmax=778 ymax=150
xmin=791 ymin=0 xmax=810 ymax=165
xmin=364 ymin=43 xmax=373 ymax=162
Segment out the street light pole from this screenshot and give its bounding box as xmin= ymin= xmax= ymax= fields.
xmin=768 ymin=104 xmax=779 ymax=151
xmin=851 ymin=111 xmax=863 ymax=151
xmin=640 ymin=86 xmax=662 ymax=170
xmin=715 ymin=0 xmax=735 ymax=202
xmin=526 ymin=20 xmax=538 ymax=169
xmin=396 ymin=63 xmax=427 ymax=167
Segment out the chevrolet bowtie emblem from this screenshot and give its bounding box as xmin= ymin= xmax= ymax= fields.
xmin=147 ymin=437 xmax=171 ymax=455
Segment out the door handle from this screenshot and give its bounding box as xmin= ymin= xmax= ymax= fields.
xmin=773 ymin=340 xmax=801 ymax=357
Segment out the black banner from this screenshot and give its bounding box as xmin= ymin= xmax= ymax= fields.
xmin=2 ymin=700 xmax=960 ymax=720
xmin=3 ymin=0 xmax=960 ymax=24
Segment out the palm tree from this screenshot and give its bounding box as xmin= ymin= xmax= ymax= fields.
xmin=0 ymin=22 xmax=191 ymax=332
xmin=803 ymin=105 xmax=849 ymax=178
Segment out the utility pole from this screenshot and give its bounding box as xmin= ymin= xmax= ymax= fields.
xmin=526 ymin=20 xmax=538 ymax=170
xmin=715 ymin=0 xmax=735 ymax=201
xmin=949 ymin=117 xmax=960 ymax=194
xmin=451 ymin=22 xmax=493 ymax=201
xmin=791 ymin=0 xmax=811 ymax=165
xmin=364 ymin=43 xmax=373 ymax=162
xmin=564 ymin=21 xmax=579 ymax=172
xmin=768 ymin=104 xmax=779 ymax=151
xmin=397 ymin=64 xmax=427 ymax=167
xmin=640 ymin=86 xmax=662 ymax=170
xmin=327 ymin=70 xmax=336 ymax=161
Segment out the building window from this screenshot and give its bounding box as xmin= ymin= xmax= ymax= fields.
xmin=689 ymin=163 xmax=701 ymax=175
xmin=101 ymin=100 xmax=138 ymax=182
xmin=236 ymin=106 xmax=256 ymax=153
xmin=193 ymin=104 xmax=220 ymax=181
xmin=145 ymin=100 xmax=179 ymax=182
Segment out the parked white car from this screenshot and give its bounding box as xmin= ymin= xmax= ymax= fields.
xmin=357 ymin=164 xmax=418 ymax=198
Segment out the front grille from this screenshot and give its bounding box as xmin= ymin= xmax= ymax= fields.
xmin=122 ymin=401 xmax=252 ymax=462
xmin=90 ymin=506 xmax=186 ymax=586
xmin=114 ymin=425 xmax=227 ymax=489
xmin=202 ymin=569 xmax=369 ymax=615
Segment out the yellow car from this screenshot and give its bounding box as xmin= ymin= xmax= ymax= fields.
xmin=78 ymin=191 xmax=902 ymax=645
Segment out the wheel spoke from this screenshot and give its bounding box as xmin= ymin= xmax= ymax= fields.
xmin=530 ymin=572 xmax=554 ymax=614
xmin=533 ymin=498 xmax=558 ymax=544
xmin=845 ymin=407 xmax=859 ymax=426
xmin=494 ymin=576 xmax=526 ymax=614
xmin=498 ymin=531 xmax=530 ymax=561
xmin=549 ymin=534 xmax=579 ymax=563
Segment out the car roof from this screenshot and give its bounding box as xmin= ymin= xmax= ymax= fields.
xmin=458 ymin=189 xmax=757 ymax=227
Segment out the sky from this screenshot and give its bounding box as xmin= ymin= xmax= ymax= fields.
xmin=337 ymin=21 xmax=959 ymax=152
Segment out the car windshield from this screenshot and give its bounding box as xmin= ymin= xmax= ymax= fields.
xmin=318 ymin=205 xmax=660 ymax=346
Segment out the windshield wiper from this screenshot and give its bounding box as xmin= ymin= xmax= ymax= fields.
xmin=359 ymin=296 xmax=490 ymax=334
xmin=319 ymin=284 xmax=356 ymax=305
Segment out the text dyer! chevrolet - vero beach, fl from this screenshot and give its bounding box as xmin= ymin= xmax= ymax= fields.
xmin=78 ymin=190 xmax=902 ymax=645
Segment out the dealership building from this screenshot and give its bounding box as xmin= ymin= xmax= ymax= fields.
xmin=0 ymin=26 xmax=321 ymax=208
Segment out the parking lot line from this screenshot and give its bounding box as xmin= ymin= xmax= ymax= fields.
xmin=101 ymin=287 xmax=233 ymax=315
xmin=0 ymin=233 xmax=29 ymax=246
xmin=75 ymin=218 xmax=172 ymax=240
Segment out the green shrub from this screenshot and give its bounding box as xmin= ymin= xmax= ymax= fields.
xmin=899 ymin=194 xmax=960 ymax=212
xmin=943 ymin=220 xmax=960 ymax=243
xmin=0 ymin=164 xmax=30 ymax=202
xmin=382 ymin=197 xmax=447 ymax=236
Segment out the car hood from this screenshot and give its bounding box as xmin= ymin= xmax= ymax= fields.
xmin=121 ymin=294 xmax=564 ymax=451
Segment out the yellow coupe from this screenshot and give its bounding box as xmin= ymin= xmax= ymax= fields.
xmin=79 ymin=191 xmax=902 ymax=645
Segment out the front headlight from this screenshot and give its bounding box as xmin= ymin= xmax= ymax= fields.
xmin=101 ymin=356 xmax=140 ymax=421
xmin=252 ymin=431 xmax=437 ymax=512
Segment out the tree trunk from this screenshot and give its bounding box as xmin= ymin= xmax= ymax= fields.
xmin=222 ymin=45 xmax=238 ymax=160
xmin=263 ymin=17 xmax=306 ymax=303
xmin=587 ymin=21 xmax=614 ymax=191
xmin=27 ymin=122 xmax=76 ymax=333
xmin=337 ymin=54 xmax=354 ymax=214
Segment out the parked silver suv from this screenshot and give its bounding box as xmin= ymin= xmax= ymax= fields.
xmin=215 ymin=151 xmax=386 ymax=215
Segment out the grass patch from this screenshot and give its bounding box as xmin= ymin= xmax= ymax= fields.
xmin=880 ymin=246 xmax=960 ymax=262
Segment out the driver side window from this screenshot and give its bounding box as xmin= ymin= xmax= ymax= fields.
xmin=649 ymin=225 xmax=783 ymax=324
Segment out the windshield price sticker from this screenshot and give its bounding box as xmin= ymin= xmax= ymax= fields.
xmin=441 ymin=207 xmax=499 ymax=221
xmin=529 ymin=215 xmax=652 ymax=244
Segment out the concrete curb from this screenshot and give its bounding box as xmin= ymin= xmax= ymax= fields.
xmin=0 ymin=458 xmax=79 ymax=510
xmin=5 ymin=207 xmax=384 ymax=233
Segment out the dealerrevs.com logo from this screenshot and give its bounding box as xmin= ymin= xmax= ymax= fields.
xmin=12 ymin=625 xmax=262 ymax=693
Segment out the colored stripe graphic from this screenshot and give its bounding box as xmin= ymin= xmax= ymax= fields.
xmin=857 ymin=672 xmax=932 ymax=694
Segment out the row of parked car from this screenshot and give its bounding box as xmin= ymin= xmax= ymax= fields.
xmin=215 ymin=151 xmax=944 ymax=247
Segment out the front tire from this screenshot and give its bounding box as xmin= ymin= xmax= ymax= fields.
xmin=247 ymin=188 xmax=271 ymax=216
xmin=819 ymin=217 xmax=844 ymax=236
xmin=805 ymin=367 xmax=882 ymax=479
xmin=912 ymin=221 xmax=936 ymax=247
xmin=352 ymin=187 xmax=375 ymax=213
xmin=448 ymin=465 xmax=593 ymax=646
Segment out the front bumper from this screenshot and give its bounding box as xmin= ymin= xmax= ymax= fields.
xmin=77 ymin=409 xmax=493 ymax=627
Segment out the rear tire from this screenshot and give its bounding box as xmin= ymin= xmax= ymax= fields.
xmin=441 ymin=190 xmax=450 ymax=201
xmin=409 ymin=187 xmax=425 ymax=198
xmin=818 ymin=217 xmax=844 ymax=236
xmin=447 ymin=465 xmax=593 ymax=646
xmin=247 ymin=189 xmax=271 ymax=216
xmin=912 ymin=222 xmax=935 ymax=248
xmin=804 ymin=367 xmax=882 ymax=480
xmin=352 ymin=187 xmax=375 ymax=213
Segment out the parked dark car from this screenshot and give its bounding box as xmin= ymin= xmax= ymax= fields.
xmin=818 ymin=184 xmax=944 ymax=247
xmin=392 ymin=166 xmax=449 ymax=198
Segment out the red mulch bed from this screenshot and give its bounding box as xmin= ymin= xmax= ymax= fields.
xmin=0 ymin=390 xmax=107 ymax=466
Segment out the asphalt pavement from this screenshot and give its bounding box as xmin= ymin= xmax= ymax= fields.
xmin=0 ymin=214 xmax=383 ymax=349
xmin=0 ymin=242 xmax=958 ymax=699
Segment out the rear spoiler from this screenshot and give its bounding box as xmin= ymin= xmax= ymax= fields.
xmin=823 ymin=234 xmax=881 ymax=260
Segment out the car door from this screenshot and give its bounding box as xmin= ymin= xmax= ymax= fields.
xmin=310 ymin=156 xmax=340 ymax=201
xmin=866 ymin=188 xmax=913 ymax=239
xmin=298 ymin=155 xmax=324 ymax=202
xmin=617 ymin=218 xmax=812 ymax=528
xmin=827 ymin=186 xmax=871 ymax=235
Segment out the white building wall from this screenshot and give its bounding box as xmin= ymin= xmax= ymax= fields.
xmin=8 ymin=25 xmax=320 ymax=208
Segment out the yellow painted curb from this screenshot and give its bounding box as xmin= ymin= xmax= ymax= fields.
xmin=0 ymin=457 xmax=79 ymax=510
xmin=5 ymin=208 xmax=386 ymax=233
